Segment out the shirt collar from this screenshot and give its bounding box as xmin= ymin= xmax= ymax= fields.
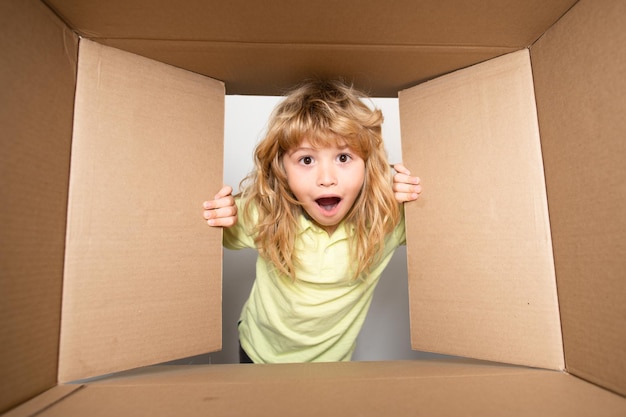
xmin=298 ymin=213 xmax=351 ymax=242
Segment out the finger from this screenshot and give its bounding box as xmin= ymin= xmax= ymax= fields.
xmin=203 ymin=204 xmax=237 ymax=221
xmin=214 ymin=185 xmax=233 ymax=200
xmin=395 ymin=191 xmax=421 ymax=203
xmin=394 ymin=179 xmax=422 ymax=199
xmin=203 ymin=194 xmax=235 ymax=210
xmin=392 ymin=163 xmax=411 ymax=175
xmin=394 ymin=187 xmax=422 ymax=201
xmin=393 ymin=173 xmax=421 ymax=187
xmin=393 ymin=182 xmax=421 ymax=194
xmin=393 ymin=177 xmax=422 ymax=190
xmin=207 ymin=215 xmax=238 ymax=228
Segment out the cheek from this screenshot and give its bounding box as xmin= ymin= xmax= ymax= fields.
xmin=342 ymin=171 xmax=365 ymax=199
xmin=353 ymin=164 xmax=366 ymax=188
xmin=282 ymin=160 xmax=298 ymax=189
xmin=284 ymin=172 xmax=306 ymax=200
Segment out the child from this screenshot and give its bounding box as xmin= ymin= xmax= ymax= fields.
xmin=203 ymin=79 xmax=421 ymax=363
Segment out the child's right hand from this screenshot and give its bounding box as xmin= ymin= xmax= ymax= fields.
xmin=392 ymin=163 xmax=422 ymax=203
xmin=202 ymin=185 xmax=237 ymax=227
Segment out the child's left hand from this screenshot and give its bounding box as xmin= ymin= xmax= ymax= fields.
xmin=392 ymin=163 xmax=422 ymax=203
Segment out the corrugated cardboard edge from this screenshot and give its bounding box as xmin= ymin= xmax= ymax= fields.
xmin=531 ymin=0 xmax=626 ymax=396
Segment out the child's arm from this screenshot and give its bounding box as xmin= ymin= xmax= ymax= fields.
xmin=392 ymin=163 xmax=422 ymax=203
xmin=202 ymin=185 xmax=238 ymax=227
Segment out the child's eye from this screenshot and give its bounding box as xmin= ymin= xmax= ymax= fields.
xmin=299 ymin=156 xmax=313 ymax=165
xmin=337 ymin=154 xmax=351 ymax=163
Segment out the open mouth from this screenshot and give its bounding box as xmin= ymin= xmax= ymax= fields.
xmin=316 ymin=197 xmax=341 ymax=212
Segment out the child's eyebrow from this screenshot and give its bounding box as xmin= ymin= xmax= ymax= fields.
xmin=289 ymin=146 xmax=315 ymax=154
xmin=288 ymin=144 xmax=351 ymax=154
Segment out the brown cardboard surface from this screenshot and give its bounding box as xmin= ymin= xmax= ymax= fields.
xmin=531 ymin=0 xmax=626 ymax=396
xmin=4 ymin=0 xmax=626 ymax=414
xmin=58 ymin=39 xmax=225 ymax=383
xmin=2 ymin=385 xmax=82 ymax=417
xmin=0 ymin=0 xmax=77 ymax=413
xmin=399 ymin=50 xmax=564 ymax=370
xmin=90 ymin=358 xmax=536 ymax=385
xmin=44 ymin=0 xmax=575 ymax=45
xmin=34 ymin=362 xmax=626 ymax=416
xmin=43 ymin=0 xmax=578 ymax=96
xmin=96 ymin=40 xmax=516 ymax=98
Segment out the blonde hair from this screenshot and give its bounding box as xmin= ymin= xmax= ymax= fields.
xmin=239 ymin=79 xmax=401 ymax=280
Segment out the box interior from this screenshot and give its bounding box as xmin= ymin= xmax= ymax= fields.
xmin=42 ymin=0 xmax=579 ymax=97
xmin=2 ymin=0 xmax=626 ymax=414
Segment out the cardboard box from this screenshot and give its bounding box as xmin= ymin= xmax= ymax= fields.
xmin=1 ymin=0 xmax=625 ymax=415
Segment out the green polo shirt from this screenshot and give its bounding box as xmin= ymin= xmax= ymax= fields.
xmin=223 ymin=198 xmax=406 ymax=363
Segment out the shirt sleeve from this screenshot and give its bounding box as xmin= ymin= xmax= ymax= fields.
xmin=392 ymin=205 xmax=407 ymax=247
xmin=223 ymin=197 xmax=257 ymax=250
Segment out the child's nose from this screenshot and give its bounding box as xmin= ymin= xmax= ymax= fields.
xmin=317 ymin=163 xmax=337 ymax=187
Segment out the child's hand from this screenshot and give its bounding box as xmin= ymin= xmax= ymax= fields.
xmin=392 ymin=163 xmax=422 ymax=203
xmin=202 ymin=185 xmax=237 ymax=227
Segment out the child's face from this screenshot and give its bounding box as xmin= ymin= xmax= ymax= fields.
xmin=283 ymin=138 xmax=365 ymax=235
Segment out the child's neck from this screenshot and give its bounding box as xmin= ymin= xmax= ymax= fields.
xmin=303 ymin=211 xmax=340 ymax=236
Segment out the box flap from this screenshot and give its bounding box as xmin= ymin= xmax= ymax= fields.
xmin=32 ymin=362 xmax=626 ymax=416
xmin=2 ymin=385 xmax=82 ymax=417
xmin=86 ymin=358 xmax=537 ymax=385
xmin=45 ymin=0 xmax=574 ymax=45
xmin=531 ymin=0 xmax=626 ymax=396
xmin=399 ymin=50 xmax=564 ymax=370
xmin=94 ymin=40 xmax=515 ymax=98
xmin=0 ymin=0 xmax=77 ymax=413
xmin=44 ymin=0 xmax=578 ymax=96
xmin=58 ymin=39 xmax=224 ymax=383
